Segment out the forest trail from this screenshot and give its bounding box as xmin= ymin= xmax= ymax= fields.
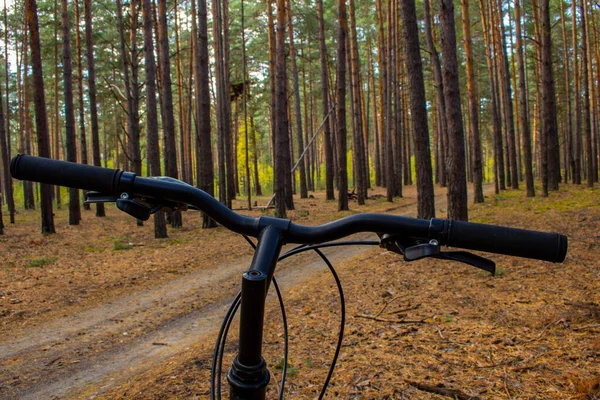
xmin=0 ymin=186 xmax=492 ymax=399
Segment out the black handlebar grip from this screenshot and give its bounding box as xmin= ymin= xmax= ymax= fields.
xmin=447 ymin=220 xmax=567 ymax=263
xmin=10 ymin=154 xmax=125 ymax=194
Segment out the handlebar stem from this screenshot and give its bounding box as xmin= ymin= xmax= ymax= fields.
xmin=227 ymin=227 xmax=283 ymax=399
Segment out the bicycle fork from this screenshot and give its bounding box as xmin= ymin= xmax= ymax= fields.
xmin=228 ymin=226 xmax=283 ymax=400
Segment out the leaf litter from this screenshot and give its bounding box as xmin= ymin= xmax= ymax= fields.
xmin=0 ymin=185 xmax=599 ymax=399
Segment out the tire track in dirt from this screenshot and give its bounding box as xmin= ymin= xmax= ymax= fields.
xmin=1 ymin=186 xmax=491 ymax=398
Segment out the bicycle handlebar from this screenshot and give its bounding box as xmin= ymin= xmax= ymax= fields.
xmin=10 ymin=154 xmax=568 ymax=263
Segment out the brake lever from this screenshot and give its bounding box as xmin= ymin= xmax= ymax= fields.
xmin=378 ymin=233 xmax=496 ymax=275
xmin=85 ymin=192 xmax=119 ymax=204
xmin=85 ymin=191 xmax=190 ymax=221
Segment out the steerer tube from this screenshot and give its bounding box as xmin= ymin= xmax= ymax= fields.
xmin=227 ymin=228 xmax=283 ymax=399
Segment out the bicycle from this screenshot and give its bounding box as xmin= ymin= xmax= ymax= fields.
xmin=10 ymin=154 xmax=568 ymax=400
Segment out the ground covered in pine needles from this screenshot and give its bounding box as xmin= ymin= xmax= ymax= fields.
xmin=1 ymin=184 xmax=599 ymax=399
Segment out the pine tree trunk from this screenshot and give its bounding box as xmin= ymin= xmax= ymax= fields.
xmin=495 ymin=0 xmax=519 ymax=190
xmin=479 ymin=0 xmax=504 ymax=193
xmin=251 ymin=116 xmax=262 ymax=196
xmin=336 ymin=0 xmax=349 ymax=211
xmin=580 ymin=0 xmax=593 ymax=187
xmin=399 ymin=0 xmax=435 ymax=218
xmin=317 ymin=0 xmax=334 ymax=200
xmin=25 ymin=0 xmax=55 ymax=233
xmin=142 ymin=0 xmax=167 ymax=238
xmin=157 ymin=0 xmax=181 ymax=227
xmin=439 ymin=0 xmax=468 ymax=221
xmin=572 ymin=0 xmax=582 ymax=184
xmin=376 ymin=0 xmax=388 ymax=189
xmin=74 ymin=0 xmax=90 ymax=210
xmin=286 ymin=0 xmax=308 ymax=199
xmin=423 ymin=0 xmax=447 ymax=188
xmin=84 ymin=0 xmax=105 ymax=216
xmin=559 ymin=0 xmax=573 ymax=184
xmin=0 ymin=81 xmax=7 ymax=231
xmin=61 ymin=0 xmax=81 ymax=225
xmin=461 ymin=0 xmax=484 ymax=203
xmin=385 ymin=0 xmax=395 ymax=201
xmin=274 ymin=0 xmax=294 ymax=216
xmin=348 ymin=0 xmax=366 ymax=204
xmin=1 ymin=2 xmax=12 ymax=223
xmin=21 ymin=12 xmax=35 ymax=210
xmin=514 ymin=0 xmax=535 ymax=196
xmin=539 ymin=0 xmax=561 ymax=191
xmin=192 ymin=0 xmax=216 ymax=228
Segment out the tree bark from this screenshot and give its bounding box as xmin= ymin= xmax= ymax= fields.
xmin=439 ymin=0 xmax=468 ymax=220
xmin=495 ymin=0 xmax=518 ymax=190
xmin=461 ymin=0 xmax=484 ymax=203
xmin=572 ymin=0 xmax=582 ymax=184
xmin=336 ymin=0 xmax=348 ymax=211
xmin=580 ymin=0 xmax=593 ymax=187
xmin=286 ymin=0 xmax=308 ymax=199
xmin=0 ymin=1 xmax=13 ymax=223
xmin=84 ymin=0 xmax=105 ymax=216
xmin=74 ymin=0 xmax=90 ymax=210
xmin=21 ymin=10 xmax=35 ymax=210
xmin=157 ymin=0 xmax=182 ymax=227
xmin=274 ymin=0 xmax=294 ymax=216
xmin=192 ymin=0 xmax=216 ymax=228
xmin=479 ymin=0 xmax=504 ymax=193
xmin=399 ymin=0 xmax=435 ymax=218
xmin=25 ymin=0 xmax=55 ymax=233
xmin=514 ymin=0 xmax=535 ymax=196
xmin=317 ymin=0 xmax=334 ymax=200
xmin=348 ymin=0 xmax=367 ymax=204
xmin=61 ymin=0 xmax=81 ymax=225
xmin=142 ymin=0 xmax=167 ymax=238
xmin=423 ymin=0 xmax=447 ymax=188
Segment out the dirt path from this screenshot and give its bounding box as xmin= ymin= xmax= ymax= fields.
xmin=0 ymin=186 xmax=491 ymax=399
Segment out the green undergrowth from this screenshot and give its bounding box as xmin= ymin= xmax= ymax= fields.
xmin=26 ymin=256 xmax=58 ymax=268
xmin=471 ymin=185 xmax=598 ymax=226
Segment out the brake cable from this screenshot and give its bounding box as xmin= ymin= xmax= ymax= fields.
xmin=210 ymin=237 xmax=379 ymax=399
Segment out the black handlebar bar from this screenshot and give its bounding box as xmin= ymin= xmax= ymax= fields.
xmin=10 ymin=154 xmax=568 ymax=263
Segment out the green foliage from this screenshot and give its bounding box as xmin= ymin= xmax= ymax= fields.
xmin=113 ymin=241 xmax=133 ymax=251
xmin=273 ymin=358 xmax=298 ymax=377
xmin=26 ymin=256 xmax=58 ymax=268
